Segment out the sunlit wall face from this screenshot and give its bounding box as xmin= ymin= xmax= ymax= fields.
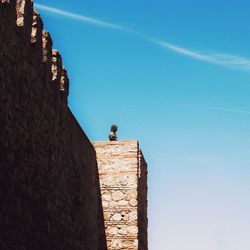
xmin=35 ymin=0 xmax=250 ymax=249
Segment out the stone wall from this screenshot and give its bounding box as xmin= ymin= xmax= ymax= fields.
xmin=0 ymin=1 xmax=106 ymax=249
xmin=93 ymin=141 xmax=148 ymax=250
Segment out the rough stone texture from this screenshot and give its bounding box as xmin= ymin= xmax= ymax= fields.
xmin=93 ymin=141 xmax=148 ymax=250
xmin=0 ymin=1 xmax=107 ymax=249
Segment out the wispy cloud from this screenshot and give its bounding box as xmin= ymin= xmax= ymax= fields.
xmin=35 ymin=3 xmax=250 ymax=72
xmin=34 ymin=4 xmax=133 ymax=32
xmin=170 ymin=103 xmax=250 ymax=116
xmin=155 ymin=40 xmax=250 ymax=72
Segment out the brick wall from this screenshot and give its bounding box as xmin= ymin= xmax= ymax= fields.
xmin=0 ymin=1 xmax=106 ymax=249
xmin=93 ymin=141 xmax=148 ymax=250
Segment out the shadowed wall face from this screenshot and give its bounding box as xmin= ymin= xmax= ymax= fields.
xmin=0 ymin=1 xmax=106 ymax=249
xmin=93 ymin=141 xmax=148 ymax=250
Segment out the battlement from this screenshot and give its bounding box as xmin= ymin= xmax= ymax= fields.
xmin=0 ymin=0 xmax=69 ymax=104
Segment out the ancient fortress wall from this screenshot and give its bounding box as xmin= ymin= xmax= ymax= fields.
xmin=93 ymin=141 xmax=148 ymax=250
xmin=0 ymin=1 xmax=106 ymax=249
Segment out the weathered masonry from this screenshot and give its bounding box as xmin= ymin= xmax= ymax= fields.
xmin=93 ymin=141 xmax=148 ymax=250
xmin=0 ymin=1 xmax=106 ymax=249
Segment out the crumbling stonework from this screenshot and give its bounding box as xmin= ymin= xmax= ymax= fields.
xmin=93 ymin=141 xmax=148 ymax=250
xmin=0 ymin=1 xmax=106 ymax=249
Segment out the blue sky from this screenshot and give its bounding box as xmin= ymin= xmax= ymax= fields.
xmin=35 ymin=1 xmax=250 ymax=249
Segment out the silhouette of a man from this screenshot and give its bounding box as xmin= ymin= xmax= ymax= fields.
xmin=109 ymin=125 xmax=118 ymax=141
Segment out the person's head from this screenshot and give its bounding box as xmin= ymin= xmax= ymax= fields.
xmin=111 ymin=124 xmax=118 ymax=132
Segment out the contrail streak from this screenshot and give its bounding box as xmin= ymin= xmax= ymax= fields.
xmin=34 ymin=4 xmax=133 ymax=32
xmin=155 ymin=40 xmax=250 ymax=71
xmin=35 ymin=3 xmax=250 ymax=72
